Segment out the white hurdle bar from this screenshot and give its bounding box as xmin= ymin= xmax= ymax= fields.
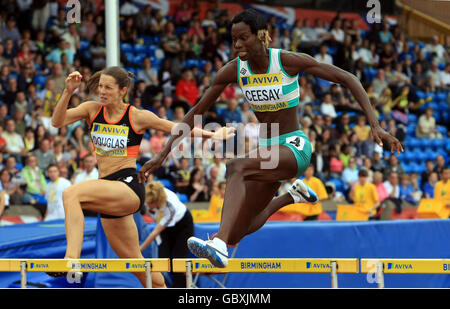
xmin=361 ymin=259 xmax=450 ymax=288
xmin=0 ymin=259 xmax=171 ymax=288
xmin=172 ymin=258 xmax=359 ymax=288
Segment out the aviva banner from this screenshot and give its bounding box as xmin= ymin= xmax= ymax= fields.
xmin=361 ymin=259 xmax=450 ymax=274
xmin=172 ymin=258 xmax=359 ymax=273
xmin=23 ymin=259 xmax=170 ymax=272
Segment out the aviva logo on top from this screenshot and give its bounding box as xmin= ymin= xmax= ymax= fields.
xmin=241 ymin=73 xmax=282 ymax=87
xmin=387 ymin=263 xmax=413 ymax=270
xmin=306 ymin=262 xmax=331 ymax=270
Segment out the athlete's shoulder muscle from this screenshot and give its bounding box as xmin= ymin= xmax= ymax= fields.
xmin=279 ymin=50 xmax=317 ymax=76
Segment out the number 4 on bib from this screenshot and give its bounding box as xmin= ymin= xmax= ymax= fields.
xmin=286 ymin=136 xmax=305 ymax=151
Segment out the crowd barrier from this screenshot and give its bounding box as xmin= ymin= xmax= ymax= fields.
xmin=1 ymin=258 xmax=448 ymax=288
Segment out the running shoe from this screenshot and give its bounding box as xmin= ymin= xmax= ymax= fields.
xmin=288 ymin=179 xmax=319 ymax=204
xmin=187 ymin=236 xmax=229 ymax=268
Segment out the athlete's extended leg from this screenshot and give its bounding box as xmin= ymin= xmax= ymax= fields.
xmin=62 ymin=179 xmax=142 ymax=259
xmin=101 ymin=215 xmax=166 ymax=288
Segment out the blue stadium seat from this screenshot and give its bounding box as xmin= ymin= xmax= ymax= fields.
xmin=125 ymin=67 xmax=136 ymax=75
xmin=185 ymin=59 xmax=199 ymax=68
xmin=328 ymin=178 xmax=344 ymax=193
xmin=34 ymin=74 xmax=47 ymax=88
xmin=125 ymin=52 xmax=135 ymax=63
xmin=436 ymin=92 xmax=447 ymax=102
xmin=134 ymin=53 xmax=146 ymax=65
xmin=80 ymin=40 xmax=90 ymax=50
xmin=415 ymin=90 xmax=426 ymax=100
xmin=438 ymin=63 xmax=446 ymax=71
xmin=159 ymin=178 xmax=174 ymax=191
xmin=120 ymin=43 xmax=133 ymax=53
xmin=177 ymin=193 xmax=189 ymax=203
xmin=436 ymin=126 xmax=448 ymax=136
xmin=407 ymin=114 xmax=418 ymax=123
xmin=430 ymin=138 xmax=445 ymax=150
xmin=418 ymin=138 xmax=432 ymax=149
xmin=134 ymin=44 xmax=146 ymax=53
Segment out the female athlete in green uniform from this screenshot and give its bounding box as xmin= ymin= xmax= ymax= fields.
xmin=139 ymin=9 xmax=403 ymax=267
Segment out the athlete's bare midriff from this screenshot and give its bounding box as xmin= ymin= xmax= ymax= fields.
xmin=254 ymin=105 xmax=301 ymax=138
xmin=95 ymin=154 xmax=137 ymax=178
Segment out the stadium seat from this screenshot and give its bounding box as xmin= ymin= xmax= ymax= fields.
xmin=134 ymin=53 xmax=146 ymax=65
xmin=120 ymin=43 xmax=133 ymax=53
xmin=328 ymin=178 xmax=344 ymax=193
xmin=430 ymin=138 xmax=445 ymax=150
xmin=418 ymin=138 xmax=432 ymax=149
xmin=407 ymin=114 xmax=417 ymax=123
xmin=125 ymin=67 xmax=136 ymax=75
xmin=134 ymin=44 xmax=146 ymax=53
xmin=436 ymin=92 xmax=447 ymax=102
xmin=80 ymin=40 xmax=90 ymax=50
xmin=177 ymin=193 xmax=189 ymax=203
xmin=34 ymin=74 xmax=47 ymax=88
xmin=159 ymin=178 xmax=175 ymax=191
xmin=436 ymin=126 xmax=448 ymax=136
xmin=125 ymin=52 xmax=135 ymax=63
xmin=185 ymin=59 xmax=199 ymax=68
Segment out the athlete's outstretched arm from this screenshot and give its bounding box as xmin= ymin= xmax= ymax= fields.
xmin=138 ymin=61 xmax=238 ymax=182
xmin=282 ymin=52 xmax=403 ymax=154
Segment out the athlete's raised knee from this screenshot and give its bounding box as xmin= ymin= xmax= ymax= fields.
xmin=62 ymin=186 xmax=78 ymax=208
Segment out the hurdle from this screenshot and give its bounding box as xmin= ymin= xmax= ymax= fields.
xmin=361 ymin=259 xmax=450 ymax=288
xmin=0 ymin=258 xmax=171 ymax=288
xmin=173 ymin=258 xmax=359 ymax=288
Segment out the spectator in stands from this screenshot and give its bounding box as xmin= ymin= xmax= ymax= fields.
xmin=89 ymin=32 xmax=106 ymax=71
xmin=434 ymin=155 xmax=446 ymax=179
xmin=342 ymin=156 xmax=359 ymax=192
xmin=423 ymin=171 xmax=438 ymax=198
xmin=398 ymin=173 xmax=417 ymax=206
xmin=48 ymin=63 xmax=66 ymax=94
xmin=372 ymin=69 xmax=388 ymax=98
xmin=411 ymin=62 xmax=427 ymax=91
xmin=62 ymin=23 xmax=81 ymax=55
xmin=206 ymin=154 xmax=226 ymax=182
xmin=33 ymin=137 xmax=56 ymax=173
xmin=350 ymin=168 xmax=379 ymax=218
xmin=440 ymin=63 xmax=450 ymax=89
xmin=320 ymin=93 xmax=338 ymax=119
xmin=174 ymin=157 xmax=191 ymax=194
xmin=314 ymin=44 xmax=333 ymax=65
xmin=137 ymin=57 xmax=159 ymax=87
xmin=80 ymin=12 xmax=97 ymax=41
xmin=0 ymin=168 xmax=20 ymax=206
xmin=2 ymin=17 xmax=21 ymax=46
xmin=383 ymin=171 xmax=403 ymax=213
xmin=120 ymin=17 xmax=137 ymax=45
xmin=3 ymin=118 xmax=26 ymax=163
xmin=328 ymin=145 xmax=344 ymax=179
xmin=53 ymin=139 xmax=72 ymax=165
xmin=423 ymin=35 xmax=447 ymax=65
xmin=329 ymin=19 xmax=344 ymax=44
xmin=44 ymin=163 xmax=71 ymax=221
xmin=174 ymin=69 xmax=199 ymax=110
xmin=186 ymin=167 xmax=209 ymax=202
xmin=73 ymin=154 xmax=98 ymax=184
xmin=416 ymin=107 xmax=442 ymax=139
xmin=222 ymin=98 xmax=242 ymax=125
xmin=161 ymin=21 xmax=181 ymax=59
xmin=135 ymin=5 xmax=153 ymax=35
xmin=20 ymin=154 xmax=46 ymax=214
xmin=383 ymin=154 xmax=405 ymax=180
xmin=372 ymin=171 xmax=388 ymax=203
xmin=378 ymin=22 xmax=392 ymax=45
xmin=434 ymin=168 xmax=450 ymax=204
xmin=420 ymin=159 xmax=435 ymax=187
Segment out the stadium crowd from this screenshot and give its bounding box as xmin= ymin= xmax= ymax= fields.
xmin=0 ymin=0 xmax=448 ymax=221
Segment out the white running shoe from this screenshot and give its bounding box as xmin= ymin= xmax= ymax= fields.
xmin=187 ymin=236 xmax=229 ymax=268
xmin=288 ymin=179 xmax=319 ymax=204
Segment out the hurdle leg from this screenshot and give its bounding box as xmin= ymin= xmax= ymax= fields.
xmin=20 ymin=261 xmax=27 ymax=289
xmin=145 ymin=261 xmax=152 ymax=289
xmin=376 ymin=261 xmax=384 ymax=289
xmin=186 ymin=260 xmax=193 ymax=288
xmin=330 ymin=261 xmax=338 ymax=288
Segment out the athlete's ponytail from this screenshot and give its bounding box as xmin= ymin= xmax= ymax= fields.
xmin=257 ymin=29 xmax=272 ymax=48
